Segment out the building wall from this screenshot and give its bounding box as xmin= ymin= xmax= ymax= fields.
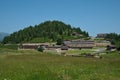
xmin=64 ymin=40 xmax=95 ymax=49
xmin=96 ymin=33 xmax=107 ymax=38
xmin=95 ymin=41 xmax=111 ymax=47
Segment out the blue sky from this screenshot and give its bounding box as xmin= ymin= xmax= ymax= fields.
xmin=0 ymin=0 xmax=120 ymax=36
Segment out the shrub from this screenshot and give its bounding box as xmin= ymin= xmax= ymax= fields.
xmin=37 ymin=46 xmax=44 ymax=52
xmin=56 ymin=38 xmax=63 ymax=45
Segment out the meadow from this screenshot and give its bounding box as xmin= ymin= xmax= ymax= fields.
xmin=0 ymin=48 xmax=120 ymax=80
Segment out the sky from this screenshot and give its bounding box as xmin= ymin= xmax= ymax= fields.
xmin=0 ymin=0 xmax=120 ymax=36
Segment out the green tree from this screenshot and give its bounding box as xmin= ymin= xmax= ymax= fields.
xmin=37 ymin=46 xmax=44 ymax=52
xmin=115 ymin=41 xmax=120 ymax=51
xmin=56 ymin=38 xmax=63 ymax=45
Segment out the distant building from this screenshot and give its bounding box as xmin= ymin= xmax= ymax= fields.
xmin=19 ymin=43 xmax=49 ymax=50
xmin=61 ymin=45 xmax=69 ymax=50
xmin=72 ymin=32 xmax=83 ymax=37
xmin=96 ymin=33 xmax=108 ymax=38
xmin=95 ymin=40 xmax=111 ymax=47
xmin=64 ymin=40 xmax=94 ymax=49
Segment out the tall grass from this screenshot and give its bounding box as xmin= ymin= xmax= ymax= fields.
xmin=0 ymin=50 xmax=120 ymax=80
xmin=0 ymin=44 xmax=18 ymax=50
xmin=66 ymin=49 xmax=95 ymax=54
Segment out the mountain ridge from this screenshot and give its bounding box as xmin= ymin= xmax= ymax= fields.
xmin=0 ymin=32 xmax=9 ymax=41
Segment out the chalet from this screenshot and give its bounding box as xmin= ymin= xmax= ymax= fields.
xmin=64 ymin=40 xmax=94 ymax=49
xmin=46 ymin=45 xmax=61 ymax=50
xmin=106 ymin=45 xmax=116 ymax=51
xmin=20 ymin=43 xmax=62 ymax=50
xmin=95 ymin=40 xmax=111 ymax=47
xmin=19 ymin=43 xmax=49 ymax=50
xmin=72 ymin=32 xmax=84 ymax=38
xmin=19 ymin=40 xmax=111 ymax=50
xmin=96 ymin=33 xmax=108 ymax=38
xmin=61 ymin=45 xmax=69 ymax=50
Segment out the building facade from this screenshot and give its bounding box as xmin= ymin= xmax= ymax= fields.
xmin=64 ymin=40 xmax=95 ymax=49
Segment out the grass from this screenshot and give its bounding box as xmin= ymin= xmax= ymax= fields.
xmin=0 ymin=44 xmax=18 ymax=50
xmin=0 ymin=49 xmax=120 ymax=80
xmin=66 ymin=49 xmax=95 ymax=54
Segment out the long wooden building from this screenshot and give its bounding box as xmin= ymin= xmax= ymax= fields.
xmin=64 ymin=40 xmax=95 ymax=49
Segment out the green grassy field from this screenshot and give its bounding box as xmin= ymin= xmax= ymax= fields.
xmin=66 ymin=49 xmax=95 ymax=54
xmin=0 ymin=49 xmax=120 ymax=80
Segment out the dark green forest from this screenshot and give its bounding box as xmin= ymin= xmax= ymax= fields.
xmin=2 ymin=20 xmax=89 ymax=44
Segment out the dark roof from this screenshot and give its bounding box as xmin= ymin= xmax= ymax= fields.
xmin=64 ymin=40 xmax=94 ymax=45
xmin=61 ymin=46 xmax=69 ymax=50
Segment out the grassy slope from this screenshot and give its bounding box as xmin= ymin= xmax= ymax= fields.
xmin=0 ymin=49 xmax=120 ymax=80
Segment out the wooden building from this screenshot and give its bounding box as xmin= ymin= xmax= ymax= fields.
xmin=64 ymin=40 xmax=94 ymax=49
xmin=20 ymin=43 xmax=49 ymax=50
xmin=95 ymin=41 xmax=111 ymax=47
xmin=96 ymin=33 xmax=107 ymax=38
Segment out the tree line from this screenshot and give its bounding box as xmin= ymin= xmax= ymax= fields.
xmin=2 ymin=20 xmax=89 ymax=44
xmin=105 ymin=33 xmax=120 ymax=50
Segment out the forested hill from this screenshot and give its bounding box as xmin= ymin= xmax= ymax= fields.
xmin=2 ymin=20 xmax=89 ymax=44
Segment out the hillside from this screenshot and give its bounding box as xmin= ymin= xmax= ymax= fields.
xmin=2 ymin=20 xmax=89 ymax=44
xmin=0 ymin=32 xmax=9 ymax=41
